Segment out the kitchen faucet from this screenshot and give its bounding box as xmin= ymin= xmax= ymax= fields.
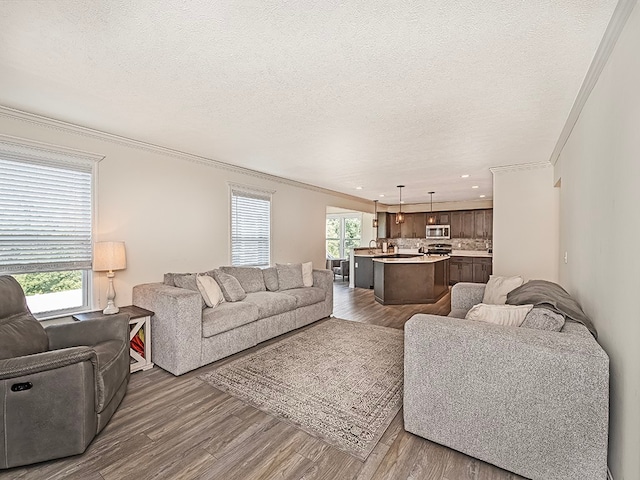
xmin=369 ymin=239 xmax=378 ymax=253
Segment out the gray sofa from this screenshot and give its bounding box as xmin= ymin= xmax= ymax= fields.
xmin=133 ymin=266 xmax=333 ymax=376
xmin=404 ymin=282 xmax=609 ymax=480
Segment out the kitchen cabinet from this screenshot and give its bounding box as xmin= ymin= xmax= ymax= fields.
xmin=426 ymin=211 xmax=449 ymax=226
xmin=354 ymin=256 xmax=374 ymax=289
xmin=376 ymin=212 xmax=390 ymax=239
xmin=474 ymin=209 xmax=493 ymax=240
xmin=400 ymin=213 xmax=415 ymax=238
xmin=450 ymin=211 xmax=475 ymax=239
xmin=472 ymin=257 xmax=492 ymax=283
xmin=389 ymin=214 xmax=402 ymax=238
xmin=450 ymin=256 xmax=492 ymax=285
xmin=449 ymin=256 xmax=473 ymax=284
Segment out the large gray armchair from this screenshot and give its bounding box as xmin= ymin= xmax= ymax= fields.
xmin=0 ymin=276 xmax=130 ymax=469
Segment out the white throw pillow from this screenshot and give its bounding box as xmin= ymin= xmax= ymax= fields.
xmin=465 ymin=303 xmax=534 ymax=327
xmin=302 ymin=261 xmax=313 ymax=287
xmin=196 ymin=274 xmax=224 ymax=308
xmin=482 ymin=275 xmax=524 ymax=305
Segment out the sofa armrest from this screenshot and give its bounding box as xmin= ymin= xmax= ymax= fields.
xmin=46 ymin=314 xmax=129 ymax=350
xmin=450 ymin=282 xmax=485 ymax=311
xmin=132 ymin=283 xmax=203 ymax=376
xmin=0 ymin=346 xmax=96 ymax=380
xmin=312 ymin=269 xmax=333 ymax=316
xmin=403 ymin=314 xmax=609 ymax=480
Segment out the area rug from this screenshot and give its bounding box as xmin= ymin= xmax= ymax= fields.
xmin=198 ymin=318 xmax=404 ymax=460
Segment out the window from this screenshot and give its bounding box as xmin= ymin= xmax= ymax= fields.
xmin=0 ymin=136 xmax=99 ymax=318
xmin=326 ymin=214 xmax=361 ymax=259
xmin=230 ymin=184 xmax=272 ymax=267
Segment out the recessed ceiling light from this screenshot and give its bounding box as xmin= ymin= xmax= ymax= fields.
xmin=379 ymin=194 xmax=385 ymax=197
xmin=480 ymin=194 xmax=486 ymax=198
xmin=400 ymin=201 xmax=405 ymax=204
xmin=461 ymin=174 xmax=470 ymax=178
xmin=356 ymin=186 xmax=363 ymax=190
xmin=472 ymin=185 xmax=479 ymax=189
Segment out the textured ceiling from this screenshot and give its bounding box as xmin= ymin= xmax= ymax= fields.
xmin=0 ymin=1 xmax=617 ymax=205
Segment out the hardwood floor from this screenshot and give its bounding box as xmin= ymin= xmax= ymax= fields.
xmin=1 ymin=282 xmax=524 ymax=480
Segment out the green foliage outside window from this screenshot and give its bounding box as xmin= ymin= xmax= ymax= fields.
xmin=13 ymin=271 xmax=82 ymax=296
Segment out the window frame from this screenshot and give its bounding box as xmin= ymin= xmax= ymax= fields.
xmin=228 ymin=182 xmax=274 ymax=268
xmin=326 ymin=213 xmax=362 ymax=259
xmin=0 ymin=134 xmax=102 ymax=319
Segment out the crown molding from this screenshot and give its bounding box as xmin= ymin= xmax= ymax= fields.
xmin=490 ymin=162 xmax=552 ymax=174
xmin=0 ymin=105 xmax=370 ymax=204
xmin=0 ymin=133 xmax=105 ymax=165
xmin=549 ymin=0 xmax=637 ymax=165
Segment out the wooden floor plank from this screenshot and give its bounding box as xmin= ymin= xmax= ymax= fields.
xmin=0 ymin=282 xmax=522 ymax=480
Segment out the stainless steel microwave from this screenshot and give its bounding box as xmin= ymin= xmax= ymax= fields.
xmin=426 ymin=225 xmax=451 ymax=239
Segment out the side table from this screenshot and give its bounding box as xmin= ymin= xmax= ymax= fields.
xmin=73 ymin=305 xmax=155 ymax=373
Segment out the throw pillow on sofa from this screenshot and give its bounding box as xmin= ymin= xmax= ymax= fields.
xmin=520 ymin=306 xmax=565 ymax=332
xmin=196 ymin=274 xmax=224 ymax=308
xmin=173 ymin=274 xmax=206 ymax=309
xmin=219 ymin=266 xmax=266 ymax=293
xmin=465 ymin=303 xmax=533 ymax=327
xmin=276 ymin=263 xmax=305 ymax=290
xmin=262 ymin=267 xmax=279 ymax=291
xmin=302 ymin=262 xmax=313 ymax=287
xmin=212 ymin=270 xmax=247 ymax=302
xmin=482 ymin=275 xmax=524 ymax=305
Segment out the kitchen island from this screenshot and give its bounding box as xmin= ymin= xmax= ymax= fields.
xmin=373 ymin=255 xmax=449 ymax=305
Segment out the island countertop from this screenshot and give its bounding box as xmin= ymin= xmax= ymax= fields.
xmin=373 ymin=255 xmax=449 ymax=264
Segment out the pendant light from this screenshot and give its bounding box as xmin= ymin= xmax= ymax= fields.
xmin=372 ymin=200 xmax=379 ymax=228
xmin=428 ymin=191 xmax=435 ymax=224
xmin=395 ymin=185 xmax=405 ymax=224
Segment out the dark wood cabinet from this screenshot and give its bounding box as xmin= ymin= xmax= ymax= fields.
xmin=474 ymin=209 xmax=493 ymax=240
xmin=472 ymin=257 xmax=492 ymax=283
xmin=426 ymin=211 xmax=449 ymax=226
xmin=400 ymin=213 xmax=415 ymax=238
xmin=389 ymin=214 xmax=401 ymax=238
xmin=450 ymin=256 xmax=492 ymax=285
xmin=451 ymin=211 xmax=475 ymax=239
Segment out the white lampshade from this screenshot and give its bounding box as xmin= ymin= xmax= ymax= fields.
xmin=93 ymin=241 xmax=127 ymax=272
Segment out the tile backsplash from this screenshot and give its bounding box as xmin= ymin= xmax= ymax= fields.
xmin=378 ymin=237 xmax=492 ymax=251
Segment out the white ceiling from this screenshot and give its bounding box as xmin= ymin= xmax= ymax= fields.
xmin=0 ymin=1 xmax=617 ymax=205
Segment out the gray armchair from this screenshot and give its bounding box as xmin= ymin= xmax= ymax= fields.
xmin=0 ymin=276 xmax=130 ymax=469
xmin=332 ymin=260 xmax=349 ymax=281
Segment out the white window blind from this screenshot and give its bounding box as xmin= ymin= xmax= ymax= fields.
xmin=231 ymin=186 xmax=271 ymax=267
xmin=0 ymin=155 xmax=93 ymax=274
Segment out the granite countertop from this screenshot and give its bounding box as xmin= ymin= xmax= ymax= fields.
xmin=373 ymin=255 xmax=449 ymax=264
xmin=451 ymin=250 xmax=493 ymax=258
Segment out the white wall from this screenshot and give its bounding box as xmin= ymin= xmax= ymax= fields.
xmin=0 ymin=109 xmax=373 ymax=309
xmin=555 ymin=3 xmax=640 ymax=479
xmin=491 ymin=163 xmax=559 ymax=282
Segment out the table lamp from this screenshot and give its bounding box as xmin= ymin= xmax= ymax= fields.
xmin=93 ymin=241 xmax=127 ymax=314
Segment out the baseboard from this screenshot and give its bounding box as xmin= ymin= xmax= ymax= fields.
xmin=608 ymin=467 xmax=613 ymax=480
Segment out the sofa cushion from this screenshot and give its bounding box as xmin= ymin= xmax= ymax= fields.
xmin=220 ymin=266 xmax=266 ymax=293
xmin=302 ymin=262 xmax=313 ymax=287
xmin=276 ymin=263 xmax=304 ymax=290
xmin=482 ymin=275 xmax=524 ymax=305
xmin=202 ymin=302 xmax=259 ymax=337
xmin=281 ymin=287 xmax=325 ymax=308
xmin=448 ymin=308 xmax=469 ymax=319
xmin=465 ymin=303 xmax=534 ymax=327
xmin=196 ymin=274 xmax=224 ymax=308
xmin=173 ymin=274 xmax=206 ymax=309
xmin=211 ymin=270 xmax=247 ymax=302
xmin=262 ymin=267 xmax=279 ymax=291
xmin=521 ymin=306 xmax=565 ymax=332
xmin=243 ymin=291 xmax=297 ymax=319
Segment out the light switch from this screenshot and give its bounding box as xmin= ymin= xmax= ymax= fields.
xmin=564 ymin=251 xmax=568 ymax=264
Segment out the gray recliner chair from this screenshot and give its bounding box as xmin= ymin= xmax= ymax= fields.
xmin=0 ymin=276 xmax=130 ymax=469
